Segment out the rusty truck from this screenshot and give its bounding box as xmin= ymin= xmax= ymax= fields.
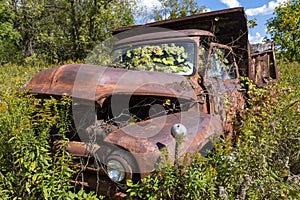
xmin=24 ymin=7 xmax=278 ymax=198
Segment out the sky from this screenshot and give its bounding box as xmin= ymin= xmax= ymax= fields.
xmin=136 ymin=0 xmax=288 ymax=44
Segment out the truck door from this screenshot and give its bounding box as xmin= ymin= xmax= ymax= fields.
xmin=203 ymin=43 xmax=245 ymax=134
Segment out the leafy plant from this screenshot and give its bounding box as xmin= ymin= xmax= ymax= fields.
xmin=119 ymin=43 xmax=193 ymax=74
xmin=267 ymin=0 xmax=300 ymax=62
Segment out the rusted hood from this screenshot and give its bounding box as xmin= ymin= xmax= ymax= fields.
xmin=24 ymin=64 xmax=195 ymax=104
xmin=104 ymin=111 xmax=223 ymax=173
xmin=105 ymin=111 xmax=222 ymax=153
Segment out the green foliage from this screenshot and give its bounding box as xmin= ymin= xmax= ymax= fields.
xmin=140 ymin=0 xmax=207 ymax=21
xmin=0 ymin=63 xmax=102 ymax=199
xmin=0 ymin=0 xmax=21 ymax=64
xmin=267 ymin=0 xmax=300 ymax=62
xmin=126 ymin=62 xmax=300 ymax=199
xmin=1 ymin=0 xmax=136 ymax=64
xmin=163 ymin=0 xmax=206 ymax=20
xmin=127 ymin=154 xmax=218 ymax=200
xmin=119 ymin=44 xmax=193 ymax=73
xmin=248 ymin=18 xmax=257 ymax=29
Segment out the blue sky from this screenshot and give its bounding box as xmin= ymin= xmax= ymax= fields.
xmin=136 ymin=0 xmax=288 ymax=43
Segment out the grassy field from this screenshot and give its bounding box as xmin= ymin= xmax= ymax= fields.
xmin=0 ymin=62 xmax=299 ymax=199
xmin=0 ymin=63 xmax=100 ymax=199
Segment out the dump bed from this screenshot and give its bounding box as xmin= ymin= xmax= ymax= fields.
xmin=250 ymin=42 xmax=278 ymax=87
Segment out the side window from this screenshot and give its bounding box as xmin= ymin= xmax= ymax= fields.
xmin=207 ymin=47 xmax=237 ymax=80
xmin=198 ymin=46 xmax=209 ymax=77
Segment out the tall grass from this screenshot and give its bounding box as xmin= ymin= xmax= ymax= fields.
xmin=0 ymin=62 xmax=299 ymax=199
xmin=0 ymin=63 xmax=100 ymax=199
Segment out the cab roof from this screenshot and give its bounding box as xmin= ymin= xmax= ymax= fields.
xmin=115 ymin=29 xmax=214 ymax=46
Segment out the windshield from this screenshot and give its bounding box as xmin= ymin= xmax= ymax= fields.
xmin=112 ymin=41 xmax=196 ymax=75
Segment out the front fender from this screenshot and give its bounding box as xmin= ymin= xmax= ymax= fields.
xmin=104 ymin=111 xmax=223 ymax=175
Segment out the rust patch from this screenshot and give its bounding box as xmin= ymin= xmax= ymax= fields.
xmin=104 ymin=111 xmax=223 ymax=175
xmin=250 ymin=45 xmax=278 ymax=87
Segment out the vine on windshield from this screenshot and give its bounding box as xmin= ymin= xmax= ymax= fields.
xmin=119 ymin=43 xmax=193 ymax=73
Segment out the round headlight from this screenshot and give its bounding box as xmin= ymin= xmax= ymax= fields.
xmin=107 ymin=160 xmax=125 ymax=182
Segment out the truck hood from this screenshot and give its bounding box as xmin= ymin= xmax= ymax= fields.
xmin=24 ymin=64 xmax=195 ymax=104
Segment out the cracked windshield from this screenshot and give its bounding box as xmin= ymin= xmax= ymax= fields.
xmin=112 ymin=41 xmax=196 ymax=75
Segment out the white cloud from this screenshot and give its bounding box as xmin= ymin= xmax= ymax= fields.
xmin=137 ymin=0 xmax=161 ymax=10
xmin=248 ymin=32 xmax=264 ymax=44
xmin=220 ymin=0 xmax=241 ymax=8
xmin=203 ymin=8 xmax=212 ymax=12
xmin=135 ymin=0 xmax=162 ymax=24
xmin=245 ymin=0 xmax=288 ymax=16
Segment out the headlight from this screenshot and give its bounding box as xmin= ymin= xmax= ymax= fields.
xmin=107 ymin=159 xmax=126 ymax=182
xmin=106 ymin=151 xmax=136 ymax=183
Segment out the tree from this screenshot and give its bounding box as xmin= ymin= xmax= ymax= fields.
xmin=0 ymin=0 xmax=21 ymax=64
xmin=10 ymin=0 xmax=47 ymax=60
xmin=5 ymin=0 xmax=136 ymax=63
xmin=46 ymin=0 xmax=136 ymax=62
xmin=267 ymin=0 xmax=300 ymax=62
xmin=140 ymin=0 xmax=207 ymax=22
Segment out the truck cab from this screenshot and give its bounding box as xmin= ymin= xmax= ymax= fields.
xmin=109 ymin=28 xmax=245 ymax=132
